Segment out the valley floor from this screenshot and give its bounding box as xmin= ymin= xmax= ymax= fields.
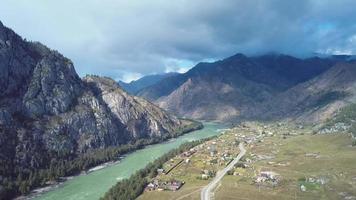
xmin=137 ymin=122 xmax=356 ymax=200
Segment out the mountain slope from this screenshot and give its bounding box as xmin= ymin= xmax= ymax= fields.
xmin=118 ymin=72 xmax=179 ymax=94
xmin=254 ymin=62 xmax=356 ymax=122
xmin=139 ymin=54 xmax=340 ymax=121
xmin=85 ymin=75 xmax=182 ymax=138
xmin=0 ymin=21 xmax=197 ymax=199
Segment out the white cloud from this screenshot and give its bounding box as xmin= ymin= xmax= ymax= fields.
xmin=117 ymin=71 xmax=143 ymax=83
xmin=163 ymin=58 xmax=194 ymax=74
xmin=1 ymin=0 xmax=356 ymax=81
xmin=324 ymin=48 xmax=352 ymax=55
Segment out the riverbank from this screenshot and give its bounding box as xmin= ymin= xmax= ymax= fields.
xmin=16 ymin=158 xmax=126 ymax=200
xmin=102 ymin=139 xmax=214 ymax=200
xmin=31 ymin=122 xmax=225 ymax=200
xmin=137 ymin=126 xmax=241 ymax=200
xmin=16 ymin=119 xmax=203 ymax=200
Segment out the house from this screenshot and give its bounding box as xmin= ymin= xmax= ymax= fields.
xmin=255 ymin=176 xmax=267 ymax=183
xmin=166 ymin=180 xmax=184 ymax=191
xmin=145 ymin=183 xmax=156 ymax=191
xmin=201 ymin=174 xmax=209 ymax=179
xmin=145 ymin=179 xmax=184 ymax=191
xmin=145 ymin=179 xmax=160 ymax=191
xmin=260 ymin=171 xmax=280 ymax=180
xmin=233 ymin=171 xmax=240 ymax=176
xmin=157 ymin=168 xmax=165 ymax=174
xmin=182 ymin=149 xmax=196 ymax=157
xmin=254 ymin=171 xmax=281 ymax=185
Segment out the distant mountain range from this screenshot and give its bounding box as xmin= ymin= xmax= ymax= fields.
xmin=138 ymin=53 xmax=356 ymax=123
xmin=0 ymin=21 xmax=198 ymax=199
xmin=118 ymin=72 xmax=179 ymax=94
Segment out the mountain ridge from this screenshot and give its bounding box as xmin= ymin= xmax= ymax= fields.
xmin=0 ymin=21 xmax=198 ymax=199
xmin=138 ymin=53 xmax=355 ymax=122
xmin=118 ymin=72 xmax=179 ymax=94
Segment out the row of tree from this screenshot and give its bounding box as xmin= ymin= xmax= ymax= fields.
xmin=101 ymin=137 xmax=215 ymax=200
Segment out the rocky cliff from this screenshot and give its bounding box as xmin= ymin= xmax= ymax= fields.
xmin=0 ymin=21 xmax=193 ymax=199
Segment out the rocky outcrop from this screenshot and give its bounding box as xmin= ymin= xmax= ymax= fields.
xmin=84 ymin=75 xmax=181 ymax=139
xmin=23 ymin=52 xmax=83 ymax=118
xmin=0 ymin=21 xmax=189 ymax=199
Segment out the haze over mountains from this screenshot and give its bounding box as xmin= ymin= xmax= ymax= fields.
xmin=138 ymin=54 xmax=356 ymax=122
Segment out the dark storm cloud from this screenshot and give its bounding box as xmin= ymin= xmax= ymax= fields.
xmin=1 ymin=0 xmax=356 ymax=81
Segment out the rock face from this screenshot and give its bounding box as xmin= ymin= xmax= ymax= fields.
xmin=0 ymin=21 xmax=186 ymax=198
xmin=84 ymin=76 xmax=181 ymax=139
xmin=139 ymin=53 xmax=351 ymax=121
xmin=23 ymin=51 xmax=83 ymax=118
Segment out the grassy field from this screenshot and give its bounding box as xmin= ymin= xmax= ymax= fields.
xmin=138 ymin=122 xmax=356 ymax=200
xmin=215 ymin=125 xmax=356 ymax=200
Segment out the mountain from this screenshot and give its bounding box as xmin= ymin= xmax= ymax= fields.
xmin=138 ymin=53 xmax=355 ymax=122
xmin=254 ymin=62 xmax=356 ymax=123
xmin=0 ymin=21 xmax=200 ymax=199
xmin=118 ymin=72 xmax=179 ymax=94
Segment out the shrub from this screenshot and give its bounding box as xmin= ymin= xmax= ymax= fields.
xmin=234 ymin=162 xmax=245 ymax=168
xmin=227 ymin=170 xmax=234 ymax=175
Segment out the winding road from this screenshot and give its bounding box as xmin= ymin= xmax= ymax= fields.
xmin=201 ymin=142 xmax=246 ymax=200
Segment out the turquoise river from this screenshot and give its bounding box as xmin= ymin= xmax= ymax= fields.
xmin=34 ymin=122 xmax=226 ymax=200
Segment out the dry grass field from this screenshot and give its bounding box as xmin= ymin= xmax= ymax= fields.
xmin=138 ymin=122 xmax=356 ymax=200
xmin=215 ymin=126 xmax=356 ymax=200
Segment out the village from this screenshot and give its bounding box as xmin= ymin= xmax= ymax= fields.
xmin=143 ymin=127 xmax=243 ymax=193
xmin=138 ymin=122 xmax=356 ymax=200
xmin=215 ymin=122 xmax=356 ymax=200
xmin=140 ymin=122 xmax=287 ymax=195
xmin=141 ymin=122 xmax=297 ymax=194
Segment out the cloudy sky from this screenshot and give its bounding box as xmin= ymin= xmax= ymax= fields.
xmin=1 ymin=0 xmax=356 ymax=82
